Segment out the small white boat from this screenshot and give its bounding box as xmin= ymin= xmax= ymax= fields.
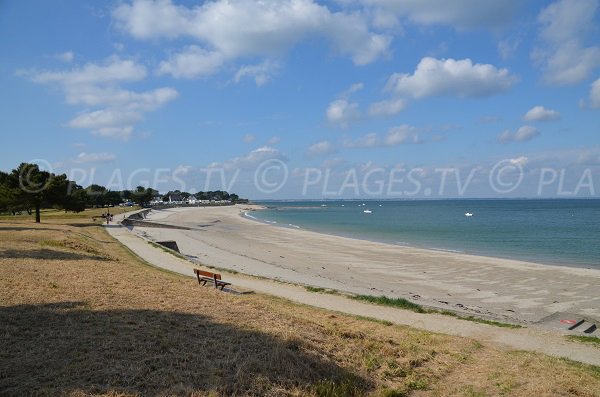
xmin=321 ymin=204 xmax=327 ymax=207
xmin=465 ymin=212 xmax=473 ymax=217
xmin=341 ymin=204 xmax=345 ymax=207
xmin=363 ymin=209 xmax=372 ymax=214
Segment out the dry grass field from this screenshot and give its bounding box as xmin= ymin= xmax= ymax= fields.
xmin=1 ymin=212 xmax=599 ymax=396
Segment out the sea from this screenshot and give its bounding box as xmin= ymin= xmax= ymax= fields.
xmin=250 ymin=199 xmax=600 ymax=269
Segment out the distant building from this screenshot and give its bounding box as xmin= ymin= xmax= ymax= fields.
xmin=168 ymin=193 xmax=183 ymax=202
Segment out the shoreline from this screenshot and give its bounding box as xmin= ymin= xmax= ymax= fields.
xmin=129 ymin=205 xmax=600 ymax=324
xmin=246 ymin=203 xmax=600 ymax=270
xmin=241 ymin=207 xmax=598 ymax=273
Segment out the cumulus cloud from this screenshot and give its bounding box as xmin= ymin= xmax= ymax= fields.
xmin=30 ymin=56 xmax=147 ymax=85
xmin=358 ymin=0 xmax=519 ymax=30
xmin=326 ymin=99 xmax=360 ymax=128
xmin=532 ymin=0 xmax=600 ymax=85
xmin=73 ymin=152 xmax=117 ymax=164
xmin=113 ymin=0 xmax=391 ymax=79
xmin=590 ymin=78 xmax=600 ymax=108
xmin=157 ymin=46 xmax=225 ymax=78
xmin=64 ymin=85 xmax=178 ymax=110
xmin=522 ymin=106 xmax=560 ymax=121
xmin=208 ymin=146 xmax=286 ymax=171
xmin=67 ymin=110 xmax=141 ymax=140
xmin=368 ymin=98 xmax=406 ymax=117
xmin=326 ymin=83 xmax=364 ymax=127
xmin=234 ymin=60 xmax=280 ymax=86
xmin=22 ymin=56 xmax=178 ymax=139
xmin=307 ymin=140 xmax=336 ymax=156
xmin=344 ymin=125 xmax=420 ymax=148
xmin=386 ymin=57 xmax=517 ymax=98
xmin=497 ymin=126 xmax=540 ymax=143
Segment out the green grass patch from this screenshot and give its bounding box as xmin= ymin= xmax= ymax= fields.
xmin=459 ymin=316 xmax=523 ymax=329
xmin=351 ymin=295 xmax=425 ymax=313
xmin=432 ymin=309 xmax=522 ymax=329
xmin=305 ymin=286 xmax=339 ymax=295
xmin=567 ymin=335 xmax=600 ymax=347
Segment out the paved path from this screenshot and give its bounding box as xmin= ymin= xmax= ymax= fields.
xmin=105 ymin=211 xmax=600 ymax=366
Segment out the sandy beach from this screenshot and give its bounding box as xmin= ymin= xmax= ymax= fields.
xmin=129 ymin=205 xmax=600 ymax=324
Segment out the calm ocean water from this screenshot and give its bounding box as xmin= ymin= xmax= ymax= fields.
xmin=251 ymin=199 xmax=600 ymax=269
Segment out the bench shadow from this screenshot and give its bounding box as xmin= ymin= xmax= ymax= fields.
xmin=0 ymin=301 xmax=369 ymax=396
xmin=0 ymin=249 xmax=110 ymax=261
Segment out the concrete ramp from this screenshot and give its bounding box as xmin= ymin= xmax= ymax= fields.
xmin=537 ymin=312 xmax=599 ymax=335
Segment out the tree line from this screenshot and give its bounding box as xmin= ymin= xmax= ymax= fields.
xmin=161 ymin=190 xmax=239 ymax=202
xmin=0 ymin=163 xmax=243 ymax=223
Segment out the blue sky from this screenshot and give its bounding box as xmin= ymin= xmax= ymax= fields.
xmin=1 ymin=0 xmax=599 ymax=199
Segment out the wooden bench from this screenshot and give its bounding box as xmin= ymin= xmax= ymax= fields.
xmin=193 ymin=268 xmax=231 ymax=290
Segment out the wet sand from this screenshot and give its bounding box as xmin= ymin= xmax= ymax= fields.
xmin=130 ymin=205 xmax=600 ymax=324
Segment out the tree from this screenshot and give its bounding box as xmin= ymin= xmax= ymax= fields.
xmin=104 ymin=190 xmax=123 ymax=207
xmin=0 ymin=171 xmax=11 ymax=213
xmin=5 ymin=163 xmax=70 ymax=222
xmin=63 ymin=184 xmax=88 ymax=213
xmin=131 ymin=186 xmax=154 ymax=206
xmin=86 ymin=184 xmax=107 ymax=208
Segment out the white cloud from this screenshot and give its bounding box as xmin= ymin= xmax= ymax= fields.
xmin=113 ymin=0 xmax=391 ymax=75
xmin=385 ymin=125 xmax=420 ymax=145
xmin=307 ymin=140 xmax=336 ymax=156
xmin=67 ymin=110 xmax=141 ymax=140
xmin=55 ymin=51 xmax=74 ymax=63
xmin=208 ymin=146 xmax=286 ymax=171
xmin=31 ymin=56 xmax=147 ymax=86
xmin=326 ymin=99 xmax=360 ymax=128
xmin=342 ymin=82 xmax=364 ymax=97
xmin=533 ymin=0 xmax=600 ymax=85
xmin=522 ymin=106 xmax=560 ymax=121
xmin=590 ymin=78 xmax=600 ymax=108
xmin=509 ymin=156 xmax=529 ymax=167
xmin=497 ymin=126 xmax=540 ymax=143
xmin=358 ymin=0 xmax=519 ymax=30
xmin=23 ymin=55 xmax=177 ymax=139
xmin=326 ymin=83 xmax=364 ymax=127
xmin=368 ymin=98 xmax=406 ymax=116
xmin=344 ymin=125 xmax=420 ymax=148
xmin=73 ymin=152 xmax=117 ymax=164
xmin=243 ymin=134 xmax=256 ymax=143
xmin=234 ymin=60 xmax=280 ymax=86
xmin=386 ymin=57 xmax=517 ymax=98
xmin=157 ymin=46 xmax=226 ymax=78
xmin=65 ymin=85 xmax=178 ymax=110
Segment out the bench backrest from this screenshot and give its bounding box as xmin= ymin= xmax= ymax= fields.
xmin=194 ymin=268 xmax=222 ymax=280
